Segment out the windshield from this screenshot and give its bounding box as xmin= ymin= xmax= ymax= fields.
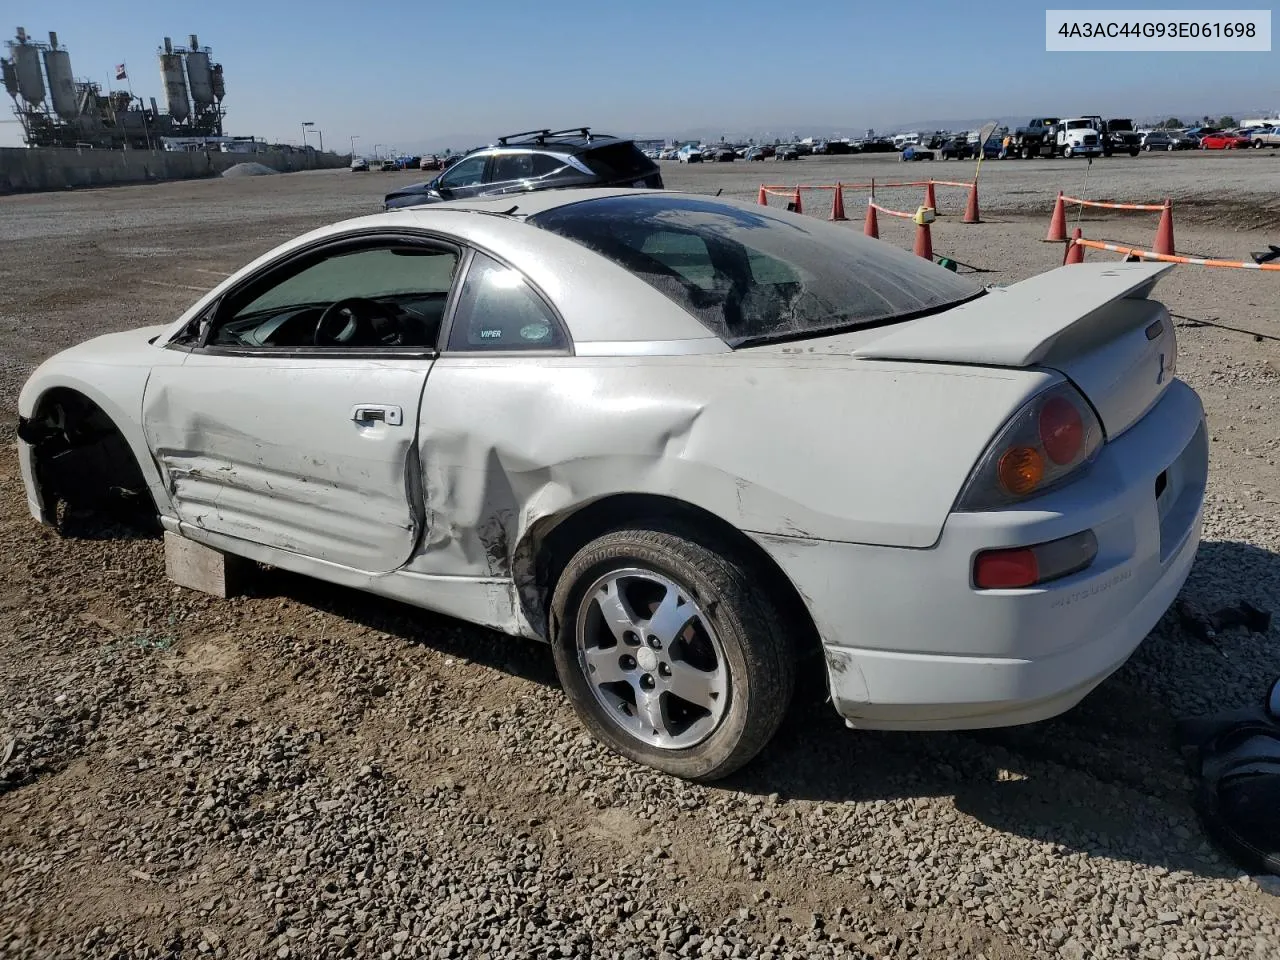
xmin=1066 ymin=120 xmax=1093 ymax=130
xmin=527 ymin=194 xmax=982 ymax=347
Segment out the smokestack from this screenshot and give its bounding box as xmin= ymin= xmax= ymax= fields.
xmin=163 ymin=36 xmax=172 ymax=54
xmin=48 ymin=30 xmax=58 ymax=48
xmin=189 ymin=34 xmax=199 ymax=49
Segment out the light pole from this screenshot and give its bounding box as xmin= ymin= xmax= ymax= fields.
xmin=373 ymin=143 xmax=382 ymax=159
xmin=349 ymin=134 xmax=359 ymax=159
xmin=301 ymin=120 xmax=315 ymax=151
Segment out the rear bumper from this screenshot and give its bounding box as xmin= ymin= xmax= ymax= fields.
xmin=753 ymin=379 xmax=1207 ymax=730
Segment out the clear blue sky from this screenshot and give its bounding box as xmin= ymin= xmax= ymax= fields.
xmin=2 ymin=0 xmax=1276 ymax=151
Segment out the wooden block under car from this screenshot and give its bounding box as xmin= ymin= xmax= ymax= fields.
xmin=163 ymin=531 xmax=253 ymax=598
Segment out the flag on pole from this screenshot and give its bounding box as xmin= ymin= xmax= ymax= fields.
xmin=115 ymin=63 xmax=127 ymax=80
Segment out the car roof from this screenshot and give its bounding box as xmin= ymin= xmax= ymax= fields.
xmin=305 ymin=189 xmax=728 ymax=346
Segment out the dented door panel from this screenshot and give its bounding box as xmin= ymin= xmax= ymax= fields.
xmin=142 ymin=355 xmax=429 ymax=573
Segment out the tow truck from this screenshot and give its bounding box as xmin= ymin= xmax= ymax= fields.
xmin=1007 ymin=117 xmax=1103 ymax=158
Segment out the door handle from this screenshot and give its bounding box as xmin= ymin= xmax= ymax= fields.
xmin=350 ymin=404 xmax=403 ymax=426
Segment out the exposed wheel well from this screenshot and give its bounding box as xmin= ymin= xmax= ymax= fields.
xmin=18 ymin=388 xmax=157 ymax=532
xmin=515 ymin=493 xmax=823 ymax=665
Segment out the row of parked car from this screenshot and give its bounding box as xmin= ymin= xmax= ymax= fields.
xmin=647 ymin=121 xmax=1280 ymax=167
xmin=352 ymin=154 xmax=466 ymax=173
xmin=655 ymin=138 xmax=902 ymax=164
xmin=1140 ymin=125 xmax=1280 ymax=150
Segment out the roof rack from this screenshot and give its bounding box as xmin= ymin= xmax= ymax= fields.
xmin=495 ymin=126 xmax=613 ymax=146
xmin=496 ymin=128 xmax=552 ymax=146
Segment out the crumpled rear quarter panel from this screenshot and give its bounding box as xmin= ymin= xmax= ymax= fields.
xmin=410 ymin=354 xmax=1053 ymax=581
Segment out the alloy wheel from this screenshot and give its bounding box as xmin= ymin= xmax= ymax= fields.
xmin=574 ymin=568 xmax=729 ymax=750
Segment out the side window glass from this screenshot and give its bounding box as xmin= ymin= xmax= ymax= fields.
xmin=439 ymin=154 xmax=486 ymax=188
xmin=446 ymin=253 xmax=567 ymax=352
xmin=210 ymin=246 xmax=458 ymax=349
xmin=490 ymin=152 xmax=539 ymax=182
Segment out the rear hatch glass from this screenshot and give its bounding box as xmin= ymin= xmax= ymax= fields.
xmin=528 ymin=194 xmax=981 ymax=347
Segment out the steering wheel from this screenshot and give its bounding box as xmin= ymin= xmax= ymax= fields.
xmin=313 ymin=297 xmax=403 ymax=347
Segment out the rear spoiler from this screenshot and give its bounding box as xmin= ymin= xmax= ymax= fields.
xmin=853 ymin=262 xmax=1175 ymax=367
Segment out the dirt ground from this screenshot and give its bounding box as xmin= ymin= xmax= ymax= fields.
xmin=1 ymin=154 xmax=1279 ymax=960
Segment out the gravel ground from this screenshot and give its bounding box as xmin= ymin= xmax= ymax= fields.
xmin=1 ymin=157 xmax=1279 ymax=959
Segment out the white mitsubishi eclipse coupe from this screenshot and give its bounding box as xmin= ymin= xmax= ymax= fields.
xmin=17 ymin=190 xmax=1208 ymax=781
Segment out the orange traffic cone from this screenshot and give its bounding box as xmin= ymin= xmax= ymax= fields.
xmin=864 ymin=202 xmax=879 ymax=239
xmin=962 ymin=181 xmax=980 ymax=223
xmin=830 ymin=183 xmax=847 ymax=221
xmin=793 ymin=188 xmax=803 ymax=215
xmin=1154 ymin=200 xmax=1175 ymax=256
xmin=1046 ymin=191 xmax=1067 ymax=242
xmin=913 ymin=218 xmax=933 ymax=261
xmin=924 ymin=180 xmax=937 ymax=212
xmin=1064 ymin=227 xmax=1084 ymax=265
xmin=758 ymin=185 xmax=768 ymax=206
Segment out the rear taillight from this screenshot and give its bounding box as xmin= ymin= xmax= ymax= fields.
xmin=973 ymin=530 xmax=1098 ymax=589
xmin=956 ymin=382 xmax=1102 ymax=511
xmin=1038 ymin=395 xmax=1083 ymax=464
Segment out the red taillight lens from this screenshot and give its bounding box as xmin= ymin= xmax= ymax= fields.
xmin=973 ymin=530 xmax=1099 ymax=590
xmin=1039 ymin=396 xmax=1084 ymax=465
xmin=973 ymin=548 xmax=1039 ymax=589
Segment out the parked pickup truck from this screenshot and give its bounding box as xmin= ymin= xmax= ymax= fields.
xmin=1007 ymin=117 xmax=1060 ymax=158
xmin=1251 ymin=126 xmax=1280 ymax=148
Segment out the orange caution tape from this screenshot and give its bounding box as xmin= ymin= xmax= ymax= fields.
xmin=868 ymin=201 xmax=916 ymax=220
xmin=1073 ymin=237 xmax=1280 ymax=271
xmin=1061 ymin=195 xmax=1167 ymax=212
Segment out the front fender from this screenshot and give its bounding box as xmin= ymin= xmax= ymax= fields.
xmin=18 ymin=328 xmax=184 ymax=521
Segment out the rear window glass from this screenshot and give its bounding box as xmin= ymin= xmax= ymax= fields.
xmin=527 ymin=195 xmax=981 ymax=348
xmin=581 ymin=142 xmax=657 ymax=180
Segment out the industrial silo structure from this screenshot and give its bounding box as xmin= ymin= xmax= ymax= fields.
xmin=10 ymin=27 xmax=45 ymax=106
xmin=159 ymin=36 xmax=189 ymax=122
xmin=43 ymin=31 xmax=78 ymax=121
xmin=1 ymin=57 xmax=17 ymax=99
xmin=183 ymin=34 xmax=213 ymax=107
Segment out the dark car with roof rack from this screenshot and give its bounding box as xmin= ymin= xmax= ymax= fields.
xmin=383 ymin=127 xmax=663 ymax=211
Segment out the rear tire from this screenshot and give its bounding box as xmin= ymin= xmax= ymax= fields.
xmin=550 ymin=523 xmax=795 ymax=782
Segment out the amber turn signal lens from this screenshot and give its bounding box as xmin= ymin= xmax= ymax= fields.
xmin=997 ymin=446 xmax=1044 ymax=495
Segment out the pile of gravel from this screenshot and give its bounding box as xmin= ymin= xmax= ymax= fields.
xmin=220 ymin=163 xmax=279 ymax=179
